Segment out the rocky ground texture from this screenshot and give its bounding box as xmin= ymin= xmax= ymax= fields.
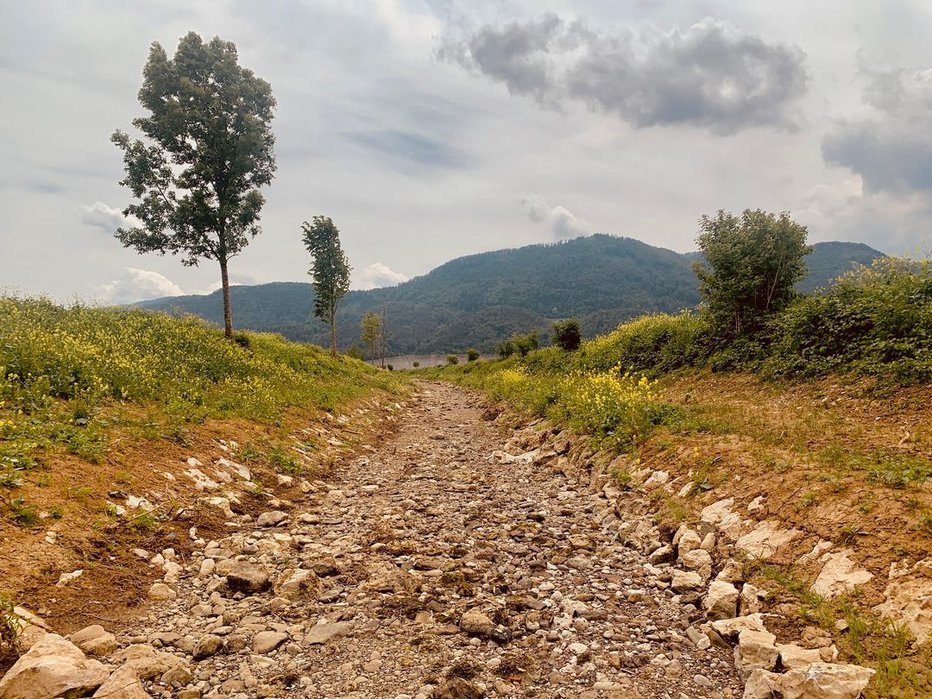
xmin=1 ymin=382 xmax=879 ymax=698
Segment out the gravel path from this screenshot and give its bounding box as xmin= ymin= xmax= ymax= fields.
xmin=120 ymin=382 xmax=743 ymax=698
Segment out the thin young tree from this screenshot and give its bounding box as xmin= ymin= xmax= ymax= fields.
xmin=360 ymin=312 xmax=383 ymax=362
xmin=302 ymin=216 xmax=351 ymax=355
xmin=111 ymin=32 xmax=276 ymax=338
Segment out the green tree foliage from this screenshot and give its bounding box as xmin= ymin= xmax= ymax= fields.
xmin=766 ymin=257 xmax=932 ymax=382
xmin=447 ymin=354 xmax=459 ymax=365
xmin=552 ymin=318 xmax=581 ymax=351
xmin=497 ymin=339 xmax=516 ymax=359
xmin=347 ymin=345 xmax=364 ymax=360
xmin=694 ymin=210 xmax=811 ymax=338
xmin=361 ymin=312 xmax=384 ymax=362
xmin=302 ymin=216 xmax=351 ymax=355
xmin=498 ymin=332 xmax=540 ymax=358
xmin=466 ymin=348 xmax=480 ymax=362
xmin=111 ymin=32 xmax=276 ymax=338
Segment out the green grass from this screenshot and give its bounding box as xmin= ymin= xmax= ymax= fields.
xmin=0 ymin=296 xmax=406 ymax=503
xmin=0 ymin=595 xmax=19 ymax=654
xmin=423 ymin=358 xmax=674 ymax=452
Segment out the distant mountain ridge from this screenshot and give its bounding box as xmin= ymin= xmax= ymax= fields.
xmin=138 ymin=235 xmax=883 ymax=354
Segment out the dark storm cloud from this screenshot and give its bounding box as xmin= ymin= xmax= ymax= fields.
xmin=822 ymin=68 xmax=932 ymax=194
xmin=440 ymin=15 xmax=809 ymax=134
xmin=344 ymin=129 xmax=470 ymax=170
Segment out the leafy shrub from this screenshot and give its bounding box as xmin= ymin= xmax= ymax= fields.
xmin=552 ymin=318 xmax=581 ymax=351
xmin=571 ymin=312 xmax=712 ymax=376
xmin=412 ymin=361 xmax=420 ymax=368
xmin=764 ymin=258 xmax=932 ymax=382
xmin=466 ymin=348 xmax=480 ymax=362
xmin=446 ymin=355 xmax=459 ymax=365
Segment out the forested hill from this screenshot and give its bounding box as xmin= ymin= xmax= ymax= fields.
xmin=138 ymin=235 xmax=883 ymax=354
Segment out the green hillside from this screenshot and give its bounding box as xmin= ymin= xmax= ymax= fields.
xmin=139 ymin=235 xmax=883 ymax=354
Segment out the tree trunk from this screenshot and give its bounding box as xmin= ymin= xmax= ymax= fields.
xmin=220 ymin=257 xmax=233 ymax=339
xmin=330 ymin=307 xmax=337 ymax=356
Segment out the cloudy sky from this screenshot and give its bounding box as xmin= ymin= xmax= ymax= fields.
xmin=1 ymin=0 xmax=930 ymax=303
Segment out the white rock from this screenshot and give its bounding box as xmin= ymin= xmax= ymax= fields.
xmin=671 ymin=570 xmax=704 ymax=592
xmin=642 ymin=470 xmax=669 ymax=488
xmin=735 ymin=520 xmax=801 ymax=559
xmin=779 ymin=643 xmax=823 ymax=670
xmin=0 ymin=633 xmax=108 ymax=699
xmin=700 ymin=498 xmax=735 ymax=525
xmin=799 ymin=539 xmax=834 ymax=565
xmin=811 ymin=550 xmax=873 ymax=598
xmin=873 ymin=557 xmax=932 ymax=644
xmin=735 ymin=628 xmax=779 ymax=679
xmin=55 ymin=569 xmax=83 ymax=587
xmin=677 ymin=529 xmax=702 ymax=557
xmin=681 ymin=548 xmax=713 ymax=580
xmin=744 ymin=663 xmax=875 ymax=699
xmin=703 ymin=581 xmax=739 ymax=620
xmin=740 ymin=583 xmax=766 ymax=615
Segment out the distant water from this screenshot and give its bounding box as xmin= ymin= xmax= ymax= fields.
xmin=367 ymin=354 xmax=493 ymax=370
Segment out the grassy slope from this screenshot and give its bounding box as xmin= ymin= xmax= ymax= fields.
xmin=0 ymin=297 xmax=408 ymax=647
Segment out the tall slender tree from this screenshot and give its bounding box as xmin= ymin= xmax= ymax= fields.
xmin=302 ymin=216 xmax=351 ymax=355
xmin=111 ymin=32 xmax=276 ymax=338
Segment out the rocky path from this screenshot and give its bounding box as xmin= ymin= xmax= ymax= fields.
xmin=3 ymin=382 xmax=744 ymax=698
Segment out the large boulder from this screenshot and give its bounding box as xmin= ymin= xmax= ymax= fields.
xmin=743 ymin=663 xmax=875 ymax=699
xmin=0 ymin=633 xmax=109 ymax=699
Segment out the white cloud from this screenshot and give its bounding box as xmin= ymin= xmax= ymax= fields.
xmin=81 ymin=201 xmax=142 ymax=233
xmin=98 ymin=268 xmax=184 ymax=304
xmin=353 ymin=262 xmax=409 ymax=290
xmin=520 ymin=194 xmax=592 ymax=238
xmin=795 ymin=176 xmax=930 ymax=253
